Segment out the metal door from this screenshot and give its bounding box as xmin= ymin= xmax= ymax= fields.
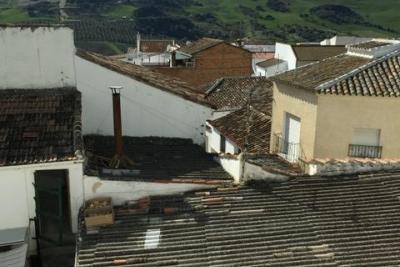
xmin=33 ymin=171 xmax=67 ymax=245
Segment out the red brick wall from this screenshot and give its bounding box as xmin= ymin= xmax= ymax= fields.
xmin=152 ymin=43 xmax=252 ymax=89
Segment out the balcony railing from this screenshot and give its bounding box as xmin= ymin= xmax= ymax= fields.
xmin=348 ymin=144 xmax=382 ymax=158
xmin=273 ymin=134 xmax=300 ymax=163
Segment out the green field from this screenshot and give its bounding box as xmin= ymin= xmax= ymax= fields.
xmin=0 ymin=0 xmax=398 ymax=54
xmin=0 ymin=8 xmax=30 ymax=23
xmin=185 ymin=0 xmax=399 ymax=38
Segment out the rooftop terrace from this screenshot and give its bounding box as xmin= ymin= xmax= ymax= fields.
xmin=84 ymin=135 xmax=232 ymax=184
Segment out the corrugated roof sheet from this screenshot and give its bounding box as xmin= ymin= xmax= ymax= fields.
xmin=76 ymin=173 xmax=400 ymax=267
xmin=0 ymin=88 xmax=82 ymax=166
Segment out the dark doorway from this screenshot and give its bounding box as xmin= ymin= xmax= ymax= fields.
xmin=34 ymin=170 xmax=72 ymax=245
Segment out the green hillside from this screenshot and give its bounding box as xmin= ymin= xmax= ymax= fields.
xmin=0 ymin=0 xmax=399 ymax=53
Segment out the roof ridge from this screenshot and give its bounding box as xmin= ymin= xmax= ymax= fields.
xmin=316 ymin=49 xmax=400 ymax=91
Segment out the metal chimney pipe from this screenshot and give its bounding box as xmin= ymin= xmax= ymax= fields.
xmin=110 ymin=86 xmax=124 ymax=156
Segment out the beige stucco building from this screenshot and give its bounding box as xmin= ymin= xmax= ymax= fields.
xmin=270 ymin=39 xmax=400 ymax=174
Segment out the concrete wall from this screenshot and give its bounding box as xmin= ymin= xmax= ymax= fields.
xmin=83 ymin=176 xmax=212 ymax=205
xmin=153 ymin=43 xmax=252 ymax=87
xmin=76 ymin=56 xmax=213 ymax=145
xmin=0 ymin=161 xmax=83 ymax=252
xmin=205 ymin=123 xmax=240 ymax=155
xmin=244 ymin=162 xmax=289 ymax=182
xmin=275 ymin=43 xmax=296 ymax=70
xmin=314 ymin=94 xmax=400 ymax=159
xmin=0 ymin=26 xmax=76 ymax=89
xmin=263 ymin=61 xmax=288 ymax=77
xmin=270 ymin=82 xmax=318 ymax=160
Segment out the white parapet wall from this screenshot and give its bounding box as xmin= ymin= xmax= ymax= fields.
xmin=83 ymin=176 xmax=213 ymax=205
xmin=0 ymin=26 xmax=76 ymax=89
xmin=215 ymin=156 xmax=242 ymax=184
xmin=302 ymin=159 xmax=400 ymax=176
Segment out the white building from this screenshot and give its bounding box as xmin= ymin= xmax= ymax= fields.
xmin=0 ymin=26 xmax=76 ymax=89
xmin=0 ymin=27 xmax=84 ymax=262
xmin=0 ymin=88 xmax=84 ymax=260
xmin=203 ymin=77 xmax=280 ymax=182
xmin=126 ymin=33 xmax=177 ymax=66
xmin=76 ymin=50 xmax=214 ymax=145
xmin=256 ymin=43 xmax=346 ymax=77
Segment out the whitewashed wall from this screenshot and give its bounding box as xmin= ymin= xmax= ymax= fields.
xmin=0 ymin=27 xmax=76 ymax=89
xmin=76 ymin=56 xmax=213 ymax=145
xmin=84 ymin=176 xmax=212 ymax=205
xmin=205 ymin=123 xmax=221 ymax=153
xmin=0 ymin=161 xmax=83 ymax=252
xmin=216 ymin=157 xmax=242 ymax=183
xmin=275 ymin=43 xmax=297 ymax=70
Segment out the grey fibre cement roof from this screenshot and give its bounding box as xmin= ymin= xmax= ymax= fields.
xmin=76 ymin=173 xmax=400 ymax=267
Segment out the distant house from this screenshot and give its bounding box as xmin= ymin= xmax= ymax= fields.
xmin=270 ymin=39 xmax=400 ymax=175
xmin=151 ymin=38 xmax=253 ymax=88
xmin=126 ymin=32 xmax=177 ymax=66
xmin=256 ymin=43 xmax=346 ymax=77
xmin=242 ymin=44 xmax=275 ymax=74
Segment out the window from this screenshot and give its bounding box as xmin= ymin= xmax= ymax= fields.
xmin=220 ymin=135 xmax=226 ymax=153
xmin=349 ymin=128 xmax=382 ymax=158
xmin=352 ymin=128 xmax=380 ymax=146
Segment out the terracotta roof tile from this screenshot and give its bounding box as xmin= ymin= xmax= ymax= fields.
xmin=256 ymin=58 xmax=285 ymax=68
xmin=351 ymin=41 xmax=391 ymax=50
xmin=272 ymin=54 xmax=370 ymax=91
xmin=178 ymin=38 xmax=223 ymax=55
xmin=208 ymin=82 xmax=273 ymax=154
xmin=321 ymin=51 xmax=400 ymax=96
xmin=205 ymin=77 xmax=272 ymax=110
xmin=292 ymin=45 xmax=346 ymax=62
xmin=0 ymin=88 xmax=82 ymax=166
xmin=139 ymin=40 xmax=173 ymax=53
